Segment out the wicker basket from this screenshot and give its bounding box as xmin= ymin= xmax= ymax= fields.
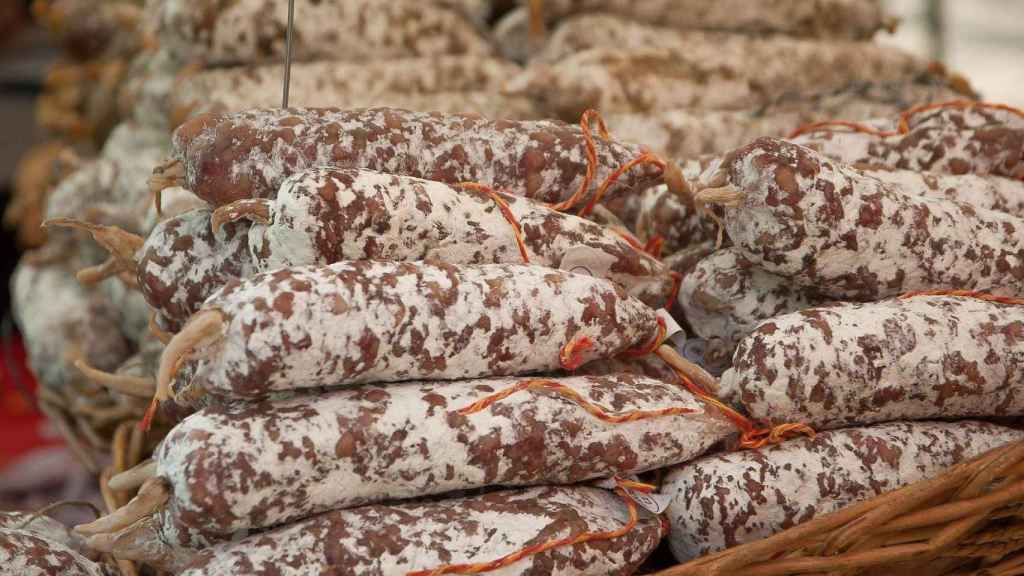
xmin=656 ymin=439 xmax=1024 ymax=576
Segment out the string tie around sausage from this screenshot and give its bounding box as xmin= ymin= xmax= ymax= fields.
xmin=579 ymin=151 xmax=669 ymax=217
xmin=547 ymin=109 xmax=606 ymax=213
xmin=621 ymin=316 xmax=669 ymax=358
xmin=899 ymin=289 xmax=1024 ymax=306
xmin=643 ymin=235 xmax=665 ymax=259
xmin=458 ymin=182 xmax=530 ymax=264
xmin=788 ymin=100 xmax=1024 ymax=139
xmin=655 ymin=347 xmax=816 ymax=451
xmin=559 ymin=334 xmax=595 ymax=371
xmin=454 ymin=377 xmax=697 ymax=424
xmin=408 ymin=477 xmax=655 ymax=576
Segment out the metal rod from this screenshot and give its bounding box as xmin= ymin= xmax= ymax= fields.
xmin=282 ymin=0 xmax=295 ymax=108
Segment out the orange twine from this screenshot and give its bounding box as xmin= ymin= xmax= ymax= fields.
xmin=455 ymin=378 xmax=697 ymax=424
xmin=460 ymin=182 xmax=530 ymax=264
xmin=643 ymin=235 xmax=665 ymax=260
xmin=139 ymin=397 xmax=158 ymax=432
xmin=548 ymin=110 xmax=607 ymax=213
xmin=408 ymin=478 xmax=655 ymax=576
xmin=789 ymin=100 xmax=1024 ymax=139
xmin=610 ymin=227 xmax=646 ymax=252
xmin=897 ymin=100 xmax=1024 ymax=133
xmin=788 ymin=120 xmax=897 ymax=139
xmin=579 ymin=151 xmax=667 ymax=217
xmin=664 ymin=364 xmax=815 ymax=451
xmin=899 ymin=289 xmax=1024 ymax=306
xmin=559 ymin=335 xmax=594 ymax=371
xmin=665 ymin=271 xmax=683 ymax=311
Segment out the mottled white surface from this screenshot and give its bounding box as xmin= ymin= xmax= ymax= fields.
xmin=665 ymin=421 xmax=1023 ymax=561
xmin=721 ymin=295 xmax=1024 ymax=428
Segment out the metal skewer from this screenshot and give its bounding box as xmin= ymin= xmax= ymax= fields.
xmin=282 ymin=0 xmax=295 ymax=108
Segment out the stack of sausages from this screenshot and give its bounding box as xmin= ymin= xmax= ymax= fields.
xmin=497 ymin=0 xmax=975 ymax=158
xmin=60 ymin=106 xmax=731 ymax=575
xmin=9 ymin=1 xmax=1024 ymax=575
xmin=665 ymin=102 xmax=1024 ymax=558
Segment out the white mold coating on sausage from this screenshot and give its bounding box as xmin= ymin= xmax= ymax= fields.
xmin=664 ymin=420 xmax=1024 ymax=561
xmin=188 ymin=261 xmax=661 ymax=398
xmin=178 ymin=486 xmax=662 ymax=576
xmin=719 ymin=137 xmax=1024 ymax=300
xmin=155 ymin=373 xmax=731 ymax=537
xmin=248 ymin=168 xmax=674 ymax=308
xmin=719 ymin=295 xmax=1024 ymax=429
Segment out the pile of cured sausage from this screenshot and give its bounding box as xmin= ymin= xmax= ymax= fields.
xmin=8 ymin=1 xmax=1024 ymax=576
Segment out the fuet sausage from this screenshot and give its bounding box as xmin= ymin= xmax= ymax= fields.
xmin=697 ymin=137 xmax=1024 ymax=301
xmin=505 ymin=16 xmax=930 ymax=120
xmin=0 ymin=528 xmax=112 ymax=576
xmin=679 ymin=248 xmax=826 ymax=370
xmin=169 ymin=56 xmax=526 ymax=123
xmin=221 ymin=167 xmax=676 ymax=308
xmin=605 ymin=79 xmax=971 ymax=160
xmin=160 ymin=107 xmax=680 ymax=209
xmin=116 ymin=373 xmax=730 ymax=542
xmin=138 ymin=208 xmax=255 ymax=333
xmin=520 ymin=0 xmax=891 ymax=40
xmin=154 ymin=0 xmax=493 ymax=67
xmin=719 ymin=294 xmax=1024 ymax=429
xmin=157 ymin=261 xmax=663 ymax=400
xmin=790 ymin=104 xmax=1024 ymax=179
xmin=663 ymin=420 xmax=1023 ymax=561
xmin=178 ymin=486 xmax=663 ymax=576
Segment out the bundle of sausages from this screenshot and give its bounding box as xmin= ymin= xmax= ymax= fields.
xmin=13 ymin=0 xmax=1024 ymax=574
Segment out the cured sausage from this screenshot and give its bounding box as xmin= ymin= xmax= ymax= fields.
xmin=169 ymin=56 xmax=524 ymax=122
xmin=697 ymin=137 xmax=1024 ymax=301
xmin=0 ymin=528 xmax=111 ymax=576
xmin=790 ymin=104 xmax=1024 ymax=179
xmin=162 ymin=107 xmax=678 ymax=209
xmin=138 ymin=374 xmax=729 ymax=539
xmin=663 ymin=420 xmax=1023 ymax=561
xmin=158 ymin=261 xmax=662 ymax=400
xmin=155 ymin=0 xmax=493 ymax=66
xmin=12 ymin=259 xmax=131 ymax=391
xmin=505 ymin=16 xmax=930 ymax=120
xmin=225 ymin=167 xmax=675 ymax=308
xmin=139 ymin=208 xmax=255 ymax=333
xmin=606 ymin=79 xmax=971 ymax=159
xmin=679 ymin=248 xmax=826 ymax=371
xmin=177 ymin=486 xmax=663 ymax=576
xmin=719 ymin=294 xmax=1024 ymax=429
xmin=521 ymin=0 xmax=891 ymax=40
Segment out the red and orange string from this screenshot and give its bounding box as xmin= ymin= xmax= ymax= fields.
xmin=455 ymin=378 xmax=697 ymax=424
xmin=559 ymin=335 xmax=594 ymax=371
xmin=579 ymin=151 xmax=668 ymax=217
xmin=549 ymin=110 xmax=606 ymax=213
xmin=620 ymin=316 xmax=668 ymax=359
xmin=789 ymin=100 xmax=1024 ymax=139
xmin=460 ymin=182 xmax=530 ymax=264
xmin=643 ymin=235 xmax=665 ymax=260
xmin=899 ymin=289 xmax=1024 ymax=306
xmin=408 ymin=478 xmax=658 ymax=576
xmin=665 ymin=366 xmax=815 ymax=450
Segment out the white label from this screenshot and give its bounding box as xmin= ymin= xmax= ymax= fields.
xmin=591 ymin=477 xmax=671 ymax=515
xmin=656 ymin=308 xmax=683 ymax=341
xmin=559 ymin=245 xmax=617 ymax=278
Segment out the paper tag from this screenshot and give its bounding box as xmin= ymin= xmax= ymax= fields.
xmin=559 ymin=245 xmax=617 ymax=278
xmin=592 ymin=477 xmax=672 ymax=515
xmin=628 ymin=490 xmax=673 ymax=515
xmin=656 ymin=309 xmax=683 ymax=341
